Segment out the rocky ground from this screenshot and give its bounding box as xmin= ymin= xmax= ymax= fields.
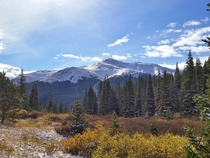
xmin=0 ymin=124 xmax=81 ymax=158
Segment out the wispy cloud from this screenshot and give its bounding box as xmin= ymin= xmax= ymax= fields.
xmin=160 ymin=56 xmax=210 ymax=70
xmin=54 ymin=53 xmax=102 ymax=62
xmin=102 ymin=52 xmax=110 ymax=56
xmin=157 ymin=39 xmax=170 ymax=45
xmin=166 ymin=22 xmax=177 ymax=28
xmin=183 ymin=20 xmax=201 ymax=27
xmin=143 ymin=45 xmax=182 ymax=58
xmin=112 ymin=55 xmax=127 ymax=60
xmin=201 ymin=17 xmax=209 ymax=23
xmin=107 ymin=34 xmax=131 ymax=47
xmin=172 ymin=27 xmax=210 ymax=47
xmin=160 ymin=62 xmax=186 ymax=70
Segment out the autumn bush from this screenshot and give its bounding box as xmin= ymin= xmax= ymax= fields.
xmin=85 ymin=114 xmax=204 ymax=136
xmin=60 ymin=122 xmax=187 ymax=158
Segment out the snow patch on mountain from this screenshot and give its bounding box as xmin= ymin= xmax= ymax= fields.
xmin=13 ymin=58 xmax=175 ymax=83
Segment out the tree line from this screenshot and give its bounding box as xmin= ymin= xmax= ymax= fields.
xmin=83 ymin=51 xmax=210 ymax=119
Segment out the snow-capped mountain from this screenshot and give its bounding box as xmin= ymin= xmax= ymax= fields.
xmin=14 ymin=58 xmax=175 ymax=83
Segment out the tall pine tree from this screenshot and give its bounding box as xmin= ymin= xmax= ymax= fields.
xmin=146 ymin=74 xmax=155 ymax=116
xmin=121 ymin=75 xmax=135 ymax=117
xmin=83 ymin=85 xmax=98 ymax=115
xmin=181 ymin=50 xmax=198 ymax=116
xmin=29 ymin=84 xmax=39 ymax=111
xmin=18 ymin=69 xmax=29 ymax=110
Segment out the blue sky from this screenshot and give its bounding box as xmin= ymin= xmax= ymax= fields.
xmin=0 ymin=0 xmax=210 ymax=72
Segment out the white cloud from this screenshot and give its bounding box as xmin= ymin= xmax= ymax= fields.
xmin=183 ymin=20 xmax=201 ymax=27
xmin=166 ymin=22 xmax=177 ymax=28
xmin=179 ymin=46 xmax=209 ymax=54
xmin=157 ymin=39 xmax=170 ymax=45
xmin=0 ymin=42 xmax=5 ymax=53
xmin=143 ymin=45 xmax=182 ymax=58
xmin=0 ymin=0 xmax=102 ymax=55
xmin=160 ymin=56 xmax=210 ymax=71
xmin=159 ymin=29 xmax=182 ymax=37
xmin=201 ymin=17 xmax=209 ymax=23
xmin=173 ymin=27 xmax=210 ymax=47
xmin=55 ymin=53 xmax=102 ymax=62
xmin=174 ymin=30 xmax=182 ymax=33
xmin=112 ymin=55 xmax=127 ymax=60
xmin=127 ymin=53 xmax=132 ymax=58
xmin=91 ymin=57 xmax=102 ymax=62
xmin=160 ymin=62 xmax=186 ymax=70
xmin=0 ymin=63 xmax=21 ymax=78
xmin=107 ymin=34 xmax=130 ymax=47
xmin=102 ymin=53 xmax=110 ymax=56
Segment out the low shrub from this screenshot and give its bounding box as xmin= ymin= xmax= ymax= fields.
xmin=60 ymin=121 xmax=187 ymax=158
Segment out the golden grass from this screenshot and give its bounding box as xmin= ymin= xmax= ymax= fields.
xmin=85 ymin=114 xmax=204 ymax=136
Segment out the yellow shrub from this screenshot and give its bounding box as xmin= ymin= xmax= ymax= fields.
xmin=60 ymin=121 xmax=187 ymax=158
xmin=93 ymin=133 xmax=187 ymax=158
xmin=60 ymin=121 xmax=105 ymax=158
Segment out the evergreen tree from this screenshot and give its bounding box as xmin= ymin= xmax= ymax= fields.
xmin=203 ymin=57 xmax=210 ymax=93
xmin=121 ymin=75 xmax=135 ymax=117
xmin=173 ymin=63 xmax=181 ymax=112
xmin=154 ymin=70 xmax=161 ymax=115
xmin=0 ymin=72 xmax=21 ymax=124
xmin=135 ymin=76 xmax=143 ymax=117
xmin=110 ymin=111 xmax=121 ymax=135
xmin=69 ymin=97 xmax=88 ymax=136
xmin=63 ymin=104 xmax=69 ymax=113
xmin=59 ymin=103 xmax=63 ymax=113
xmin=113 ymin=82 xmax=121 ymax=114
xmin=181 ymin=50 xmax=198 ymax=116
xmin=83 ymin=85 xmax=98 ymax=114
xmin=109 ymin=88 xmax=120 ymax=115
xmin=29 ymin=84 xmax=39 ymax=111
xmin=158 ymin=71 xmax=174 ymax=119
xmin=51 ymin=101 xmax=58 ymax=113
xmin=184 ymin=71 xmax=210 ymax=157
xmin=18 ymin=69 xmax=29 ymax=110
xmin=98 ymin=78 xmax=112 ymax=115
xmin=195 ymin=58 xmax=204 ymax=94
xmin=146 ymin=74 xmax=155 ymax=116
xmin=47 ymin=93 xmax=54 ymax=112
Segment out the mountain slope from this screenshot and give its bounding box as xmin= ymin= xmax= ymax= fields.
xmin=17 ymin=58 xmax=175 ymax=84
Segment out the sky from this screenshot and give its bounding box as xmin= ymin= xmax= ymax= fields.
xmin=0 ymin=0 xmax=210 ymax=73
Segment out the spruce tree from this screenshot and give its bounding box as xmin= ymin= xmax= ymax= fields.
xmin=146 ymin=74 xmax=155 ymax=116
xmin=51 ymin=101 xmax=58 ymax=113
xmin=195 ymin=58 xmax=204 ymax=94
xmin=29 ymin=84 xmax=39 ymax=111
xmin=173 ymin=63 xmax=181 ymax=112
xmin=203 ymin=57 xmax=210 ymax=93
xmin=98 ymin=78 xmax=112 ymax=115
xmin=181 ymin=50 xmax=198 ymax=116
xmin=121 ymin=75 xmax=135 ymax=117
xmin=59 ymin=103 xmax=63 ymax=113
xmin=158 ymin=71 xmax=174 ymax=119
xmin=18 ymin=69 xmax=29 ymax=110
xmin=113 ymin=82 xmax=121 ymax=114
xmin=184 ymin=71 xmax=210 ymax=157
xmin=83 ymin=85 xmax=98 ymax=115
xmin=0 ymin=72 xmax=21 ymax=124
xmin=109 ymin=88 xmax=120 ymax=115
xmin=69 ymin=97 xmax=88 ymax=136
xmin=135 ymin=76 xmax=143 ymax=117
xmin=47 ymin=93 xmax=54 ymax=112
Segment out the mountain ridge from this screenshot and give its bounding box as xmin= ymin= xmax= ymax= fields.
xmin=14 ymin=58 xmax=175 ymax=83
